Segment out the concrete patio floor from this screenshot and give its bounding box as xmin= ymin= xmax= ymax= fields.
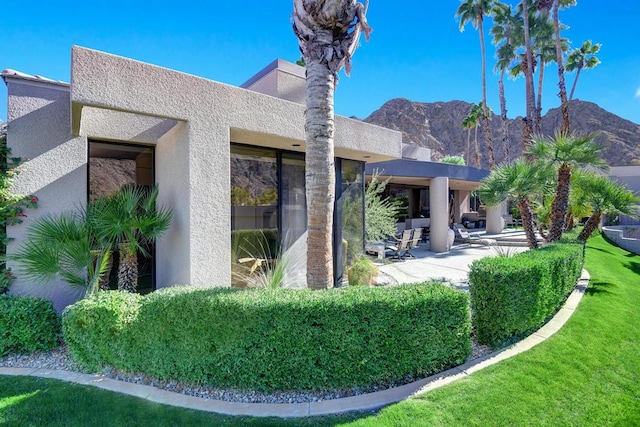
xmin=375 ymin=230 xmax=531 ymax=290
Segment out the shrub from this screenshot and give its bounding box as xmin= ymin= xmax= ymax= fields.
xmin=0 ymin=295 xmax=60 ymax=355
xmin=62 ymin=291 xmax=141 ymax=370
xmin=347 ymin=255 xmax=379 ymax=286
xmin=63 ymin=283 xmax=471 ymax=392
xmin=469 ymin=242 xmax=584 ymax=347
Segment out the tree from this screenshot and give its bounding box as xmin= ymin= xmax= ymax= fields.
xmin=91 ymin=185 xmax=172 ymax=292
xmin=566 ymin=40 xmax=601 ymax=101
xmin=571 ymin=171 xmax=640 ymax=241
xmin=462 ymin=104 xmax=480 ymax=166
xmin=528 ymin=131 xmax=606 ymax=242
xmin=364 ymin=172 xmax=401 ymax=242
xmin=293 ymin=0 xmax=371 ymax=289
xmin=553 ymin=0 xmax=576 ymax=134
xmin=491 ymin=1 xmax=518 ymax=162
xmin=478 ymin=158 xmax=554 ymax=248
xmin=456 ymin=0 xmax=496 ymax=169
xmin=520 ymin=0 xmax=536 ymax=153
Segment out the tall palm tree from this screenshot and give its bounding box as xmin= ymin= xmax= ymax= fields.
xmin=566 ymin=40 xmax=601 ymax=101
xmin=293 ymin=0 xmax=371 ymax=290
xmin=571 ymin=171 xmax=640 ymax=241
xmin=92 ymin=185 xmax=172 ymax=292
xmin=553 ymin=0 xmax=576 ymax=135
xmin=478 ymin=158 xmax=554 ymax=249
xmin=457 ymin=0 xmax=496 ymax=169
xmin=491 ymin=1 xmax=518 ymax=162
xmin=462 ymin=112 xmax=475 ymax=166
xmin=520 ymin=0 xmax=536 ymax=153
xmin=528 ymin=131 xmax=606 ymax=242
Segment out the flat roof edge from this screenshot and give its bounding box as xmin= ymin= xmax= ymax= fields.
xmin=1 ymin=69 xmax=69 ymax=88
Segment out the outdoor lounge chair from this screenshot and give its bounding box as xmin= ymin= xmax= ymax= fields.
xmin=385 ymin=229 xmax=413 ymax=260
xmin=452 ymin=223 xmax=496 ymax=246
xmin=404 ymin=228 xmax=422 ymax=258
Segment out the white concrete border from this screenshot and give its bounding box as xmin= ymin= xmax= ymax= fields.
xmin=0 ymin=270 xmax=589 ymax=418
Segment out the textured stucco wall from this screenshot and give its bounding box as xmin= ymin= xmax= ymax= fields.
xmin=5 ymin=78 xmax=87 ymax=311
xmin=602 ymin=226 xmax=640 ymax=255
xmin=4 ymin=46 xmax=402 ymax=309
xmin=70 ymin=46 xmax=401 ymax=290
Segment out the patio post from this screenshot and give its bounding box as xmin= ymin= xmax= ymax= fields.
xmin=430 ymin=176 xmax=450 ymax=252
xmin=486 ymin=203 xmax=505 ymax=234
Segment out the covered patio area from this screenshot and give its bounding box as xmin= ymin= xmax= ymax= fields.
xmin=366 ymin=155 xmax=506 ymax=253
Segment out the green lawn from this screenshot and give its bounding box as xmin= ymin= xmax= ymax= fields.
xmin=1 ymin=235 xmax=638 ymax=426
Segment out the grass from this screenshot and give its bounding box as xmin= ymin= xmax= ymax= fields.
xmin=1 ymin=235 xmax=638 ymax=426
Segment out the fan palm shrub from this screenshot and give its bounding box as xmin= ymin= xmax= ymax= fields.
xmin=92 ymin=185 xmax=172 ymax=293
xmin=10 ymin=206 xmax=111 ymax=298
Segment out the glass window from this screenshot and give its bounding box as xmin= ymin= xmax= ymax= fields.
xmin=230 ymin=145 xmax=279 ymax=287
xmin=281 ymin=153 xmax=306 ymax=250
xmin=88 ymin=141 xmax=155 ymax=293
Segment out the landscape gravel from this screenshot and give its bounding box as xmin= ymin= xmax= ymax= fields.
xmin=0 ymin=342 xmax=494 ymax=404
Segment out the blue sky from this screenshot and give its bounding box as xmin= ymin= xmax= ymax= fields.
xmin=2 ymin=1 xmax=639 ymax=125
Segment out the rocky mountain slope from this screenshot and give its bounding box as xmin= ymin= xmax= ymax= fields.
xmin=363 ymin=98 xmax=640 ymax=167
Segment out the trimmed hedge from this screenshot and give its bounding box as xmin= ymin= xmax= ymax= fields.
xmin=469 ymin=242 xmax=584 ymax=347
xmin=63 ymin=283 xmax=471 ymax=392
xmin=0 ymin=295 xmax=60 ymax=355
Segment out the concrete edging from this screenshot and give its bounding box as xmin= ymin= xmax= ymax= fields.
xmin=0 ymin=269 xmax=590 ymax=418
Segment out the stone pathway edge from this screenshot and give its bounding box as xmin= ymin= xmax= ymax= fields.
xmin=0 ymin=270 xmax=590 ymax=418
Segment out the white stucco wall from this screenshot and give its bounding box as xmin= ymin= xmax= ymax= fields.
xmin=4 ymin=78 xmax=87 ymax=311
xmin=602 ymin=226 xmax=640 ymax=255
xmin=4 ymin=46 xmax=402 ymax=308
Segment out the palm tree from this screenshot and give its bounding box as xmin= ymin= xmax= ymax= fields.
xmin=457 ymin=0 xmax=496 ymax=169
xmin=519 ymin=0 xmax=536 ymax=152
xmin=571 ymin=171 xmax=640 ymax=241
xmin=293 ymin=0 xmax=371 ymax=289
xmin=10 ymin=205 xmax=111 ymax=298
xmin=566 ymin=40 xmax=601 ymax=101
xmin=92 ymin=185 xmax=172 ymax=292
xmin=478 ymin=158 xmax=554 ymax=249
xmin=491 ymin=1 xmax=518 ymax=162
xmin=462 ymin=105 xmax=479 ymax=166
xmin=553 ymin=0 xmax=576 ymax=134
xmin=528 ymin=131 xmax=606 ymax=242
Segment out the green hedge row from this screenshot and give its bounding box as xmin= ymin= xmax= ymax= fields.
xmin=1 ymin=295 xmax=60 ymax=355
xmin=469 ymin=242 xmax=584 ymax=347
xmin=63 ymin=283 xmax=471 ymax=392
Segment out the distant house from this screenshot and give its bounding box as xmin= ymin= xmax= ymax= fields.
xmin=3 ymin=46 xmax=496 ymax=311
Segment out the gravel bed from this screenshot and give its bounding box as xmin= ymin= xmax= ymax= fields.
xmin=0 ymin=342 xmax=494 ymax=404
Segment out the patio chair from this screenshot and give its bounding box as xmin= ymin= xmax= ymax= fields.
xmin=385 ymin=229 xmax=413 ymax=260
xmin=452 ymin=223 xmax=496 ymax=246
xmin=404 ymin=228 xmax=422 ymax=258
xmin=503 ymin=214 xmax=522 ymax=229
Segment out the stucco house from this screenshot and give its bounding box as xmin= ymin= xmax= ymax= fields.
xmin=3 ymin=46 xmax=495 ymax=311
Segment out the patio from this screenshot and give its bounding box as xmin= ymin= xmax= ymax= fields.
xmin=373 ymin=229 xmax=531 ymax=290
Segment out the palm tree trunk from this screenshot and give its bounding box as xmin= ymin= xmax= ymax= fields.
xmin=478 ymin=18 xmax=495 ymax=169
xmin=518 ymin=197 xmax=539 ymax=249
xmin=522 ymin=0 xmax=536 ymax=153
xmin=474 ymin=123 xmax=481 ymax=167
xmin=305 ymin=55 xmax=336 ymax=290
xmin=553 ymin=0 xmax=570 ymax=135
xmin=578 ymin=211 xmax=601 ymax=241
xmin=498 ymin=72 xmax=509 ymax=163
xmin=466 ymin=128 xmax=472 ymax=165
xmin=117 ymin=244 xmax=138 ymax=293
xmin=536 ymin=57 xmax=545 ymax=134
xmin=548 ymin=162 xmax=571 ymax=242
xmin=568 ymin=66 xmax=581 ymax=101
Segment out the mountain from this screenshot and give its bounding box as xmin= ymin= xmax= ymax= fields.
xmin=363 ymin=98 xmax=640 ymax=167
